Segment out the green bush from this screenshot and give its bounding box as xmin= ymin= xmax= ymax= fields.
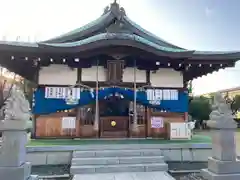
xmin=189 ymin=96 xmax=211 ymax=121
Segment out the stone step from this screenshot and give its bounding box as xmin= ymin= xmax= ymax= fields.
xmin=70 ymin=163 xmax=168 ymax=174
xmin=72 ymin=172 xmax=176 ymax=180
xmin=71 ymin=156 xmax=165 ymax=165
xmin=72 ymin=149 xmax=162 ymax=158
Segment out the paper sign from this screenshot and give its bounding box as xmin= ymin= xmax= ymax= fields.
xmin=170 ymin=122 xmax=191 ymax=140
xmin=62 ymin=117 xmax=76 ymax=129
xmin=151 ymin=117 xmax=164 ymax=128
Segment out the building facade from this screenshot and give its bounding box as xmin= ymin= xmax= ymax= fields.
xmin=0 ymin=2 xmax=239 ymax=139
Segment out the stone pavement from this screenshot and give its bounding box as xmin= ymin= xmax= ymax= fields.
xmin=73 ymin=171 xmax=175 ymax=180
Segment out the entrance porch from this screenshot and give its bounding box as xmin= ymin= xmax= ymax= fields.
xmin=81 ymin=94 xmax=148 ymax=138
xmin=35 ymin=104 xmax=185 ymax=139
xmin=34 ymin=87 xmax=187 ymax=139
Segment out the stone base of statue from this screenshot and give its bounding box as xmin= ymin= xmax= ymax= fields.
xmin=201 ymin=158 xmax=240 ymax=180
xmin=201 ymin=117 xmax=240 ymax=180
xmin=0 ymin=120 xmax=38 ymax=180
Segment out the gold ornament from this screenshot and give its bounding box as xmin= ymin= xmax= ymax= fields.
xmin=111 ymin=120 xmax=116 ymax=127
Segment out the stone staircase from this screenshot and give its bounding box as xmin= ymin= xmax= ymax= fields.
xmin=70 ymin=147 xmax=168 ymax=174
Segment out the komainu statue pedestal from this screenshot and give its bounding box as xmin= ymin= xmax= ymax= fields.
xmin=201 ymin=93 xmax=240 ymax=180
xmin=0 ymin=120 xmax=37 ymax=180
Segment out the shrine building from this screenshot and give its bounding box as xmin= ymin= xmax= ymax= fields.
xmin=0 ymin=1 xmax=239 ymax=139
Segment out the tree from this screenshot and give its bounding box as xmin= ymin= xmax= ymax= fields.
xmin=0 ymin=67 xmax=18 ymax=119
xmin=189 ymin=96 xmax=211 ymax=121
xmin=19 ymin=78 xmax=35 ymax=105
xmin=0 ymin=67 xmax=35 ymax=135
xmin=223 ymin=93 xmax=240 ymax=116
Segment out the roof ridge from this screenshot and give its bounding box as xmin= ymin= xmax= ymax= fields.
xmin=40 ymin=2 xmax=185 ymax=50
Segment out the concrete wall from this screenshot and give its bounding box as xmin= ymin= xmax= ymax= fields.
xmin=38 ymin=65 xmax=77 ymax=85
xmin=26 ymin=144 xmax=211 ymax=165
xmin=150 ymin=68 xmax=183 ymax=88
xmin=26 ymin=151 xmax=72 ymax=165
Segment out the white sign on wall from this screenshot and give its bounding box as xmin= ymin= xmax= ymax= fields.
xmin=170 ymin=122 xmax=191 ymax=140
xmin=62 ymin=117 xmax=76 ymax=129
xmin=146 ymin=89 xmax=179 ymax=104
xmin=151 ymin=117 xmax=164 ymax=128
xmin=45 ymin=87 xmax=81 ymax=100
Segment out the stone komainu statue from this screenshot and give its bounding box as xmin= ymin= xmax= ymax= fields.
xmin=2 ymin=87 xmax=30 ymax=121
xmin=207 ymin=92 xmax=236 ymax=129
xmin=209 ymin=92 xmax=233 ymax=122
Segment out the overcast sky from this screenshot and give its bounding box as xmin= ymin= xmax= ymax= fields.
xmin=0 ymin=0 xmax=240 ymax=95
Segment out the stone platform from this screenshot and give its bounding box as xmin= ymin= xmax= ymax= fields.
xmin=71 ymin=148 xmax=168 ymax=174
xmin=73 ymin=171 xmax=175 ymax=180
xmin=26 ymin=142 xmax=211 ymax=166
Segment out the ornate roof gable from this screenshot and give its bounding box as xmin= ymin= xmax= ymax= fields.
xmin=42 ymin=1 xmax=184 ymax=50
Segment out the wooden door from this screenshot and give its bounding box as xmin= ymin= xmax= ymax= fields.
xmin=100 ymin=116 xmax=129 ymax=138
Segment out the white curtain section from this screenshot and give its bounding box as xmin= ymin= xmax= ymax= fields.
xmin=45 ymin=87 xmax=81 ymax=99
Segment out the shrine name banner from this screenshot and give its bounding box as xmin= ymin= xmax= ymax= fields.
xmin=62 ymin=117 xmax=76 ymax=129
xmin=151 ymin=117 xmax=164 ymax=128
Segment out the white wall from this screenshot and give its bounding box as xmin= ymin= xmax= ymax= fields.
xmin=38 ymin=65 xmax=77 ymax=85
xmin=150 ymin=68 xmax=183 ymax=87
xmin=81 ymin=66 xmax=107 ymax=82
xmin=122 ymin=68 xmax=146 ymax=83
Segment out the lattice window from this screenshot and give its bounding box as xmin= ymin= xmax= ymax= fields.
xmin=129 ymin=102 xmax=145 ymax=125
xmin=78 ymin=105 xmax=94 ymax=125
xmin=137 ymin=104 xmax=145 ymax=124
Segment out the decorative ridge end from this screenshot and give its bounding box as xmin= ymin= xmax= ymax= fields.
xmin=103 ymin=0 xmax=126 ymax=18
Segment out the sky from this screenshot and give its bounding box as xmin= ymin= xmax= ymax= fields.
xmin=0 ymin=0 xmax=240 ymax=95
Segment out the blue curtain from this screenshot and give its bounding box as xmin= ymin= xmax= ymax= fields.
xmin=33 ymin=87 xmax=188 ymax=114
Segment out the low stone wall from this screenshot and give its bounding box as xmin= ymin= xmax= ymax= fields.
xmin=26 ymin=151 xmax=72 ymax=165
xmin=26 ymin=143 xmax=212 ymax=165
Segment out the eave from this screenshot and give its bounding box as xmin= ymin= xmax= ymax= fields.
xmin=38 ymin=33 xmax=194 ymax=58
xmin=190 ymin=51 xmax=240 ymax=60
xmin=0 ymin=1 xmax=239 ymax=82
xmin=0 ymin=43 xmax=237 ymax=82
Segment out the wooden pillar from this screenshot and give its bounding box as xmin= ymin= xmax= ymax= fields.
xmin=31 ymin=66 xmax=39 ymax=139
xmin=144 ymin=106 xmax=148 ymax=138
xmin=147 ymin=108 xmax=151 ymax=137
xmin=146 ymin=70 xmax=151 ymax=138
xmin=76 ymin=68 xmax=82 ymax=137
xmin=32 ymin=115 xmax=37 ymax=139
